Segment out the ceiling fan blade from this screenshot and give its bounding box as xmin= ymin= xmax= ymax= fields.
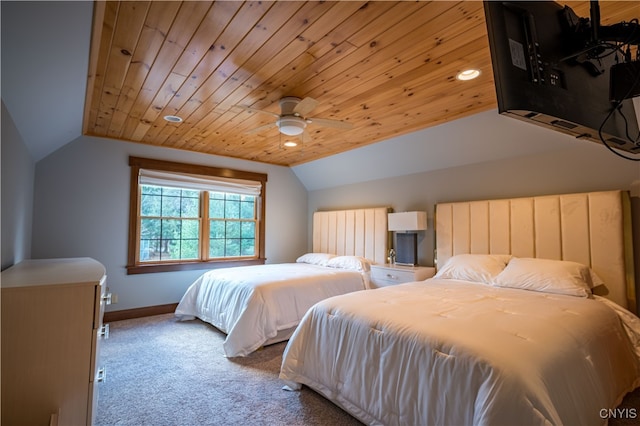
xmin=293 ymin=97 xmax=318 ymax=117
xmin=306 ymin=117 xmax=353 ymax=129
xmin=235 ymin=105 xmax=280 ymax=118
xmin=246 ymin=122 xmax=277 ymax=134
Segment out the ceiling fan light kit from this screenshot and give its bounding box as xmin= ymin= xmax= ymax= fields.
xmin=239 ymin=96 xmax=352 ymax=140
xmin=277 ymin=116 xmax=306 ymax=135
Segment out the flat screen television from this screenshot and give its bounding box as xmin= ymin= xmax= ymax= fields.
xmin=483 ymin=1 xmax=640 ymax=158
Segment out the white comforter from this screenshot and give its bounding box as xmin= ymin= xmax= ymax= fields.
xmin=175 ymin=263 xmax=366 ymax=357
xmin=280 ymin=279 xmax=640 ymax=426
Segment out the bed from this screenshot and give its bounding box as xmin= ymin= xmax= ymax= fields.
xmin=279 ymin=190 xmax=640 ymax=425
xmin=175 ymin=207 xmax=389 ymax=357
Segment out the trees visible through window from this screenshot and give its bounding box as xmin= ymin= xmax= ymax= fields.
xmin=139 ymin=186 xmax=201 ymax=262
xmin=127 ymin=157 xmax=267 ymax=274
xmin=209 ymin=192 xmax=256 ymax=258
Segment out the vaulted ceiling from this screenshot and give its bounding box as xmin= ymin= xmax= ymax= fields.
xmin=83 ymin=1 xmax=638 ymax=167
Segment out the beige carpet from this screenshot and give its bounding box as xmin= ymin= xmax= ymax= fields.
xmin=96 ymin=313 xmax=639 ymax=426
xmin=95 ymin=314 xmax=361 ymax=426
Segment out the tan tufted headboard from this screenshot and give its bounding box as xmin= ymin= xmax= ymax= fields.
xmin=312 ymin=207 xmax=389 ymax=265
xmin=435 ymin=190 xmax=635 ymax=310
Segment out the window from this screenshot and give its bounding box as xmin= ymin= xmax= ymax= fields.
xmin=139 ymin=185 xmax=201 ymax=262
xmin=127 ymin=157 xmax=267 ymax=274
xmin=208 ymin=192 xmax=257 ymax=258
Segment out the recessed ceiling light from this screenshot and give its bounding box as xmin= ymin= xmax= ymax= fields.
xmin=456 ymin=69 xmax=481 ymax=81
xmin=163 ymin=115 xmax=183 ymax=123
xmin=283 ymin=140 xmax=298 ymax=148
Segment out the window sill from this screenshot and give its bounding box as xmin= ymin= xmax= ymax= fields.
xmin=126 ymin=258 xmax=266 ymax=275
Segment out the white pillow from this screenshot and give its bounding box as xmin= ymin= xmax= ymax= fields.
xmin=296 ymin=253 xmax=335 ymax=267
xmin=434 ymin=254 xmax=512 ymax=284
xmin=326 ymin=255 xmax=371 ymax=272
xmin=492 ymin=257 xmax=603 ymax=297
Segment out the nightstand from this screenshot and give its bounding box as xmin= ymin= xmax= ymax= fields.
xmin=370 ymin=264 xmax=436 ymax=288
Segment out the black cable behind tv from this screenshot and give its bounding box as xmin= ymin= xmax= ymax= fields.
xmin=483 ymin=1 xmax=640 ymax=158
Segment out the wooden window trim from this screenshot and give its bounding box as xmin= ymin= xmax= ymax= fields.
xmin=127 ymin=156 xmax=267 ymax=275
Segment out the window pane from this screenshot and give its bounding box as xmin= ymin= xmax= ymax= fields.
xmin=146 ymin=188 xmax=198 ymax=218
xmin=241 ymin=221 xmax=255 ymax=238
xmin=182 ymin=220 xmax=200 ymax=239
xmin=209 ymin=193 xmax=254 ymax=221
xmin=209 ymin=193 xmax=225 ymax=218
xmin=182 ymin=189 xmax=199 ymax=199
xmin=226 ymin=193 xmax=241 ymax=202
xmin=240 ymin=222 xmax=255 ymax=256
xmin=141 ymin=218 xmax=161 ymax=239
xmin=225 ymin=199 xmax=240 ymax=219
xmin=180 ymin=238 xmax=199 ymax=259
xmin=181 ymin=196 xmax=199 ymax=217
xmin=210 ymin=220 xmax=225 ymax=238
xmin=140 ymin=218 xmax=160 ymax=261
xmin=139 ymin=219 xmax=199 ymax=262
xmin=208 ymin=220 xmax=254 ymax=259
xmin=225 ymin=239 xmax=241 ymax=257
xmin=141 ymin=185 xmax=162 ymax=195
xmin=161 ymin=219 xmax=181 ymax=239
xmin=158 ymin=239 xmax=178 ymax=260
xmin=241 ymin=239 xmax=255 ymax=256
xmin=158 ymin=236 xmax=199 ymax=260
xmin=240 ymin=197 xmax=255 ymax=219
xmin=141 ymin=193 xmax=162 ymax=216
xmin=162 ymin=187 xmax=182 ymax=197
xmin=160 ymin=195 xmax=182 ymax=217
xmin=226 ymin=221 xmax=240 ymax=238
xmin=210 ymin=238 xmax=225 ymax=258
xmin=139 ymin=238 xmax=157 ymax=261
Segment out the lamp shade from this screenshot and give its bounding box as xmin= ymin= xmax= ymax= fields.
xmin=388 ymin=211 xmax=427 ymax=231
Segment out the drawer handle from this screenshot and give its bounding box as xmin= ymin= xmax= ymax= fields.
xmin=386 ymin=274 xmax=399 ymax=280
xmin=99 ymin=323 xmax=110 ymax=339
xmin=96 ymin=367 xmax=107 ymax=383
xmin=102 ymin=293 xmax=112 ymax=305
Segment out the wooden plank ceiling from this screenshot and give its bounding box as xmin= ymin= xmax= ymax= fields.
xmin=84 ymin=1 xmax=638 ymax=167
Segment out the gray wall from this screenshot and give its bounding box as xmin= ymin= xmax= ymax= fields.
xmin=1 ymin=101 xmax=34 ymax=270
xmin=31 ymin=135 xmax=308 ymax=312
xmin=308 ymin=142 xmax=640 ymax=268
xmin=4 ymin=104 xmax=638 ymax=312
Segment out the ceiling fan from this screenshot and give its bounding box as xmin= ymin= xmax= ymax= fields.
xmin=236 ymin=97 xmax=353 ymax=140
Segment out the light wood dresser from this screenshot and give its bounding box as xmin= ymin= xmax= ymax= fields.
xmin=1 ymin=257 xmax=109 ymax=426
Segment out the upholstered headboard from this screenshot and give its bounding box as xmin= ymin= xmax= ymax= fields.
xmin=312 ymin=207 xmax=389 ymax=265
xmin=435 ymin=190 xmax=635 ymax=310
